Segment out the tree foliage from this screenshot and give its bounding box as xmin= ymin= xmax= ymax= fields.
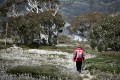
xmin=1 ymin=0 xmax=64 ymax=46
xmin=90 ymin=13 xmax=120 ymax=51
xmin=69 ymin=12 xmax=104 ymax=38
xmin=70 ymin=12 xmax=120 ymax=52
xmin=7 ymin=11 xmax=64 ymax=45
xmin=0 ymin=0 xmax=60 ymax=17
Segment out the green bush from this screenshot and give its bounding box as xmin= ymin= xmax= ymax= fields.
xmin=89 ymin=13 xmax=120 ymax=52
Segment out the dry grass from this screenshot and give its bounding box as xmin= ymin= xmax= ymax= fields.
xmin=0 ymin=47 xmax=82 ymax=80
xmin=83 ymin=51 xmax=120 ymax=80
xmin=6 ymin=65 xmax=81 ymax=80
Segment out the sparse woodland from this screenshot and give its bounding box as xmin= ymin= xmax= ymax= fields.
xmin=0 ymin=0 xmax=120 ymax=80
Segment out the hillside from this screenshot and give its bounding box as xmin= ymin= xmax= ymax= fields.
xmin=59 ymin=0 xmax=120 ymax=21
xmin=0 ymin=0 xmax=120 ymax=21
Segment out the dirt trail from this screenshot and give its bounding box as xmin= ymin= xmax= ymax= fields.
xmin=80 ymin=70 xmax=94 ymax=80
xmin=80 ymin=53 xmax=96 ymax=80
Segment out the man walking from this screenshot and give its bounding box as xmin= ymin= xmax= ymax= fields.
xmin=73 ymin=44 xmax=85 ymax=73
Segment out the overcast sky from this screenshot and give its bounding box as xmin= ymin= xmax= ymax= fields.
xmin=0 ymin=0 xmax=5 ymax=5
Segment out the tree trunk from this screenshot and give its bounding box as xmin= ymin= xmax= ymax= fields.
xmin=48 ymin=27 xmax=53 ymax=46
xmin=23 ymin=35 xmax=28 ymax=44
xmin=48 ymin=33 xmax=52 ymax=46
xmin=53 ymin=35 xmax=57 ymax=46
xmin=5 ymin=22 xmax=8 ymax=45
xmin=38 ymin=32 xmax=41 ymax=45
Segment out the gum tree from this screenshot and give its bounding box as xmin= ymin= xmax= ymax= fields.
xmin=90 ymin=13 xmax=120 ymax=51
xmin=69 ymin=12 xmax=103 ymax=39
xmin=1 ymin=0 xmax=64 ymax=46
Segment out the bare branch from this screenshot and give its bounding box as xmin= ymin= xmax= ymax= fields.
xmin=27 ymin=0 xmax=44 ymax=13
xmin=52 ymin=4 xmax=59 ymax=16
xmin=7 ymin=4 xmax=19 ymax=17
xmin=43 ymin=2 xmax=49 ymax=11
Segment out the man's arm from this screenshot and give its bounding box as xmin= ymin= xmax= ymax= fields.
xmin=82 ymin=52 xmax=85 ymax=61
xmin=73 ymin=51 xmax=77 ymax=61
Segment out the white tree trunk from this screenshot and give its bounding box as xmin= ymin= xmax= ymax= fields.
xmin=26 ymin=0 xmax=59 ymax=15
xmin=7 ymin=4 xmax=19 ymax=17
xmin=52 ymin=4 xmax=59 ymax=16
xmin=27 ymin=0 xmax=43 ymax=13
xmin=5 ymin=22 xmax=8 ymax=45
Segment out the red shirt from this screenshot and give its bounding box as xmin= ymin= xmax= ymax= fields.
xmin=73 ymin=47 xmax=85 ymax=62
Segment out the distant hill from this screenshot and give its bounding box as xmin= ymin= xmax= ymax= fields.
xmin=59 ymin=0 xmax=120 ymax=21
xmin=0 ymin=0 xmax=4 ymax=3
xmin=0 ymin=0 xmax=120 ymax=21
xmin=0 ymin=0 xmax=5 ymax=5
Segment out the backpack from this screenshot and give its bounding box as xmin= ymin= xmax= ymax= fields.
xmin=76 ymin=50 xmax=83 ymax=59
